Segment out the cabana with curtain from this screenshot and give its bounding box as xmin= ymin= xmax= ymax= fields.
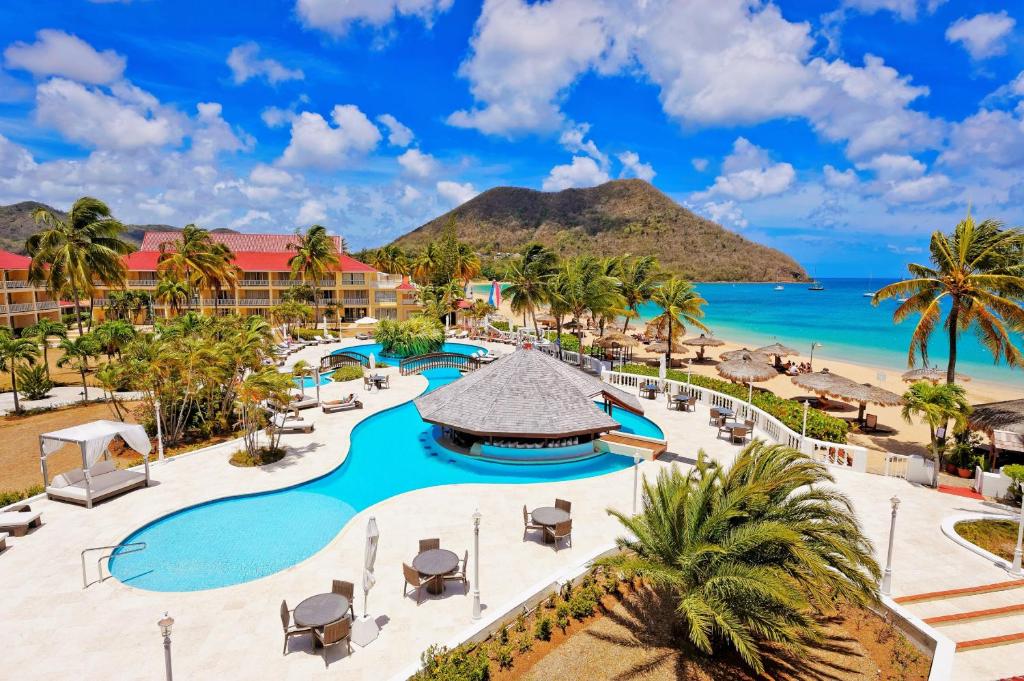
xmin=40 ymin=420 xmax=153 ymax=508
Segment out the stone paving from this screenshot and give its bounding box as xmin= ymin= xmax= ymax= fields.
xmin=0 ymin=339 xmax=1014 ymax=680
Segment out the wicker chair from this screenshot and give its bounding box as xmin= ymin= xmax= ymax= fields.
xmin=280 ymin=600 xmax=312 ymax=655
xmin=444 ymin=550 xmax=469 ymax=590
xmin=730 ymin=426 xmax=749 ymax=445
xmin=403 ymin=563 xmax=426 ymax=605
xmin=332 ymin=580 xmax=355 ymax=620
xmin=523 ymin=505 xmax=543 ymax=540
xmin=545 ymin=520 xmax=573 ymax=552
xmin=554 ymin=498 xmax=572 ymax=514
xmin=708 ymin=408 xmax=721 ymax=426
xmin=419 ymin=538 xmax=440 ymax=553
xmin=312 ymin=618 xmax=352 ymax=667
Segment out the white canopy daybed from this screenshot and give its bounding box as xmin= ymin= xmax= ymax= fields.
xmin=40 ymin=420 xmax=152 ymax=509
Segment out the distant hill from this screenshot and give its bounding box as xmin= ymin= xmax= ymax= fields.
xmin=0 ymin=201 xmax=236 ymax=254
xmin=392 ymin=180 xmax=806 ymax=282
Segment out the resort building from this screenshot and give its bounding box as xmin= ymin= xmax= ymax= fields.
xmin=0 ymin=249 xmax=65 ymax=330
xmin=93 ymin=231 xmax=421 ymax=324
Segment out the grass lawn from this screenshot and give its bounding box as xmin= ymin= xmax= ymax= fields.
xmin=955 ymin=519 xmax=1021 ymax=562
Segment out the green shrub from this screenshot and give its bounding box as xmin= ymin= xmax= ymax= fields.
xmin=331 ymin=365 xmax=364 ymax=382
xmin=492 ymin=645 xmax=513 ymax=670
xmin=229 ymin=447 xmax=286 ymax=467
xmin=533 ymin=616 xmax=552 ymax=641
xmin=16 ymin=364 xmax=54 ymax=400
xmin=516 ymin=633 xmax=532 ymax=654
xmin=376 ymin=317 xmax=444 ymax=357
xmin=498 ymin=626 xmax=509 ymax=645
xmin=513 ymin=613 xmax=526 ymax=633
xmin=1005 ymin=464 xmax=1024 ymax=506
xmin=0 ymin=484 xmax=44 ymax=507
xmin=290 ymin=327 xmax=323 ymax=341
xmin=545 ymin=331 xmax=580 ymax=352
xmin=413 ymin=644 xmax=490 ymax=681
xmin=555 ymin=603 xmax=570 ymax=632
xmin=619 ymin=363 xmax=849 ymax=443
xmin=491 ymin=321 xmax=510 ymax=331
xmin=568 ymin=588 xmax=598 ymax=620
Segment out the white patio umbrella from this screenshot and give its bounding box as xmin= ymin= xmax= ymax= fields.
xmin=658 ymin=354 xmax=667 ymax=380
xmin=368 ymin=353 xmax=376 ymax=370
xmin=352 ymin=517 xmax=381 ymax=647
xmin=355 ymin=316 xmax=378 ymax=325
xmin=321 ymin=315 xmax=328 ymax=332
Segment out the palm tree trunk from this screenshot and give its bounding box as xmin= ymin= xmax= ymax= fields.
xmin=929 ymin=424 xmax=939 ymax=488
xmin=946 ymin=304 xmax=959 ymax=384
xmin=80 ymin=366 xmax=89 ymax=402
xmin=41 ymin=342 xmax=51 ymax=380
xmin=532 ymin=309 xmax=541 ymax=339
xmin=622 ymin=308 xmax=633 ymax=334
xmin=10 ymin=366 xmax=20 ymax=414
xmin=556 ymin=318 xmax=563 ymax=360
xmin=87 ymin=296 xmax=94 ymax=332
xmin=666 ymin=317 xmax=673 ymax=368
xmin=72 ymin=289 xmax=85 ymax=336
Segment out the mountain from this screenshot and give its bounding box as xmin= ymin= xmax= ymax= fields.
xmin=392 ymin=180 xmax=807 ymax=282
xmin=0 ymin=201 xmax=236 ymax=254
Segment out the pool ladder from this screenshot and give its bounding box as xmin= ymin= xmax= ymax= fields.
xmin=81 ymin=541 xmax=146 ymax=589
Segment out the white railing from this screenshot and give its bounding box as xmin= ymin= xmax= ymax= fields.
xmin=601 ymin=369 xmax=869 ymax=473
xmin=343 ymin=297 xmax=370 ymax=306
xmin=36 ymin=301 xmax=59 ymax=310
xmin=130 ymin=279 xmax=157 ymax=287
xmin=239 ymin=279 xmax=270 ymax=287
xmin=375 ymin=294 xmax=397 ymax=304
xmin=239 ymin=298 xmax=270 ymax=306
xmin=8 ymin=302 xmax=35 ymax=313
xmin=201 ymin=299 xmax=236 ymax=306
xmin=0 ymin=305 xmax=7 ymax=314
xmin=341 ymin=277 xmax=367 ymax=286
xmin=273 ymin=279 xmax=302 ymax=287
xmin=4 ymin=280 xmax=30 ymax=289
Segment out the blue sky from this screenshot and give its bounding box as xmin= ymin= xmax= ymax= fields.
xmin=0 ymin=0 xmax=1021 ymax=276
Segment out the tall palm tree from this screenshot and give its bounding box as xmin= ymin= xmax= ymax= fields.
xmin=452 ymin=242 xmax=481 ymax=290
xmin=0 ymin=330 xmax=40 ymax=413
xmin=27 ymin=196 xmax=134 ymax=335
xmin=503 ymin=258 xmax=551 ymax=338
xmin=873 ymin=211 xmax=1024 ymax=384
xmin=56 ymin=334 xmax=100 ymax=402
xmin=205 ymin=241 xmax=238 ymax=314
xmin=370 ymin=244 xmax=408 ymax=275
xmin=650 ymin=277 xmax=709 ymax=367
xmin=93 ymin=319 xmax=137 ymax=359
xmin=901 ymin=381 xmax=971 ymax=487
xmin=618 ymin=255 xmax=663 ymax=333
xmin=155 ymin=274 xmax=190 ymax=316
xmin=287 ymin=224 xmax=340 ymax=323
xmin=411 ymin=242 xmax=441 ymax=285
xmin=552 ymin=256 xmax=623 ymax=363
xmin=157 ymin=224 xmax=234 ymax=312
xmin=23 ymin=318 xmax=67 ymax=379
xmin=600 ymin=442 xmax=880 ymax=675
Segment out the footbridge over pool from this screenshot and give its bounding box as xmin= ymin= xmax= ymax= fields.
xmin=399 ymin=352 xmax=482 ymax=376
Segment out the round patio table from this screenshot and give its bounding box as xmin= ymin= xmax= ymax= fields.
xmin=413 ymin=548 xmax=459 ymax=594
xmin=294 ymin=593 xmax=349 ymax=629
xmin=531 ymin=507 xmax=570 ymax=543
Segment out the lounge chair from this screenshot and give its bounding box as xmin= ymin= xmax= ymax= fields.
xmin=545 ymin=520 xmax=572 ymax=551
xmin=280 ymin=600 xmax=312 ymax=655
xmin=332 ymin=580 xmax=356 ymax=620
xmin=444 ymin=550 xmax=468 ymax=590
xmin=402 ymin=563 xmax=427 ymax=605
xmin=555 ymin=498 xmax=572 ymax=514
xmin=455 ymin=330 xmax=469 ymax=339
xmin=363 ymin=376 xmax=374 ymax=391
xmin=355 ymin=332 xmax=370 ymax=341
xmin=322 ymin=395 xmax=363 ymax=413
xmin=863 ymin=414 xmax=879 ymax=432
xmin=46 ymin=460 xmax=147 ymax=507
xmin=287 ymin=393 xmax=319 ymax=410
xmin=419 ymin=537 xmax=440 ymax=552
xmin=523 ymin=505 xmax=543 ymax=540
xmin=313 ymin=618 xmax=352 ymax=667
xmin=271 ymin=413 xmax=314 ymax=434
xmin=708 ymin=408 xmax=722 ymax=426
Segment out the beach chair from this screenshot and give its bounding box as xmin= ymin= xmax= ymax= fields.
xmin=402 ymin=563 xmax=427 ymax=605
xmin=545 ymin=520 xmax=572 ymax=551
xmin=863 ymin=414 xmax=879 ymax=432
xmin=280 ymin=600 xmax=312 ymax=655
xmin=271 ymin=413 xmax=314 ymax=434
xmin=312 ymin=618 xmax=352 ymax=667
xmin=0 ymin=506 xmax=42 ymax=537
xmin=322 ymin=395 xmax=363 ymax=413
xmin=523 ymin=505 xmax=543 ymax=540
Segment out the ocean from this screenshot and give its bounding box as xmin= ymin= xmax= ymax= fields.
xmin=473 ymin=279 xmax=1024 ymax=386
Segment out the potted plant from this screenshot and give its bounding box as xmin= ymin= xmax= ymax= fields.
xmin=947 ymin=431 xmax=983 ymax=478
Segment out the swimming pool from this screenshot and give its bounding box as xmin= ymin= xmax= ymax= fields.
xmin=336 ymin=341 xmax=486 ymax=364
xmin=110 ymin=349 xmax=661 ymax=592
xmin=293 ymin=373 xmax=332 ymax=389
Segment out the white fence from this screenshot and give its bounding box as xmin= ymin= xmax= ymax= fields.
xmin=600 ymin=369 xmax=870 ymax=473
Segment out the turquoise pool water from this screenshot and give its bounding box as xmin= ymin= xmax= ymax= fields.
xmin=336 ymin=341 xmax=486 ymax=364
xmin=110 ymin=350 xmax=657 ymax=592
xmin=293 ymin=373 xmax=332 ymax=389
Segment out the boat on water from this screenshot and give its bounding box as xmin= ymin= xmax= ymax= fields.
xmin=774 ymin=285 xmax=784 ymax=291
xmin=808 ymin=281 xmax=824 ymax=291
xmin=863 ymin=291 xmax=875 ymax=298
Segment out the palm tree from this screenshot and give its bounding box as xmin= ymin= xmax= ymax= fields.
xmin=504 ymin=258 xmax=551 ymax=338
xmin=157 ymin=224 xmax=236 ymax=311
xmin=901 ymin=381 xmax=971 ymax=487
xmin=650 ymin=277 xmax=709 ymax=367
xmin=57 ymin=334 xmax=100 ymax=402
xmin=155 ymin=274 xmax=190 ymax=316
xmin=552 ymin=256 xmax=623 ymax=363
xmin=93 ymin=319 xmax=137 ymax=359
xmin=370 ymin=244 xmax=408 ymax=275
xmin=205 ymin=242 xmax=238 ymax=314
xmin=94 ymin=361 xmax=127 ymax=420
xmin=411 ymin=242 xmax=441 ymax=285
xmin=288 ymin=224 xmax=340 ymax=322
xmin=23 ymin=319 xmax=67 ymax=379
xmin=618 ymin=255 xmax=663 ymax=333
xmin=600 ymin=442 xmax=880 ymax=674
xmin=452 ymin=242 xmax=481 ymax=290
xmin=0 ymin=330 xmax=40 ymax=413
xmin=873 ymin=211 xmax=1024 ymax=384
xmin=27 ymin=196 xmax=134 ymax=335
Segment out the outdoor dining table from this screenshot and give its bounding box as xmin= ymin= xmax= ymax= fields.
xmin=294 ymin=593 xmax=350 ymax=645
xmin=639 ymin=382 xmax=659 ymax=399
xmin=531 ymin=506 xmax=570 ymax=543
xmin=413 ymin=548 xmax=460 ymax=594
xmin=671 ymin=394 xmax=695 ymax=411
xmin=368 ymin=374 xmax=387 ymax=389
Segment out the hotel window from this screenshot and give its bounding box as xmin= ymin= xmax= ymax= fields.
xmin=375 ymin=291 xmax=397 ymax=304
xmin=342 ymin=273 xmax=366 ymax=286
xmin=376 ymin=308 xmax=397 ymax=320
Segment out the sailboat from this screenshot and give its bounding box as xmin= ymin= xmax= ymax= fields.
xmin=774 ymin=284 xmax=784 ymax=291
xmin=808 ymin=280 xmax=824 ymax=291
xmin=863 ymin=273 xmax=876 ymax=297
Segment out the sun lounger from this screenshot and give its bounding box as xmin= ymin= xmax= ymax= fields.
xmin=322 ymin=396 xmax=363 ymax=413
xmin=0 ymin=532 xmax=7 ymax=552
xmin=0 ymin=505 xmax=43 ymax=536
xmin=286 ymin=393 xmax=319 ymax=410
xmin=271 ymin=413 xmax=314 ymax=433
xmin=355 ymin=332 xmax=370 ymax=341
xmin=45 ymin=460 xmax=147 ymax=507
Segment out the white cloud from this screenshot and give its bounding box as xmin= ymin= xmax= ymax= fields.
xmin=691 ymin=158 xmax=709 ymax=172
xmin=617 ymin=151 xmax=655 ymax=182
xmin=296 ymin=0 xmax=453 ymax=35
xmin=0 ymin=133 xmax=38 ymax=178
xmin=296 ymin=199 xmax=327 ymax=225
xmin=377 ymin=113 xmax=414 ymax=147
xmin=249 ymin=164 xmax=293 ymax=186
xmin=261 ymin=106 xmax=293 ymax=128
xmin=699 ymin=200 xmax=747 ymax=229
xmin=278 ymin=105 xmax=382 ymax=169
xmin=0 ymin=69 xmax=32 ymax=102
xmin=693 ymin=138 xmax=795 ymax=201
xmin=559 ymin=122 xmax=608 ymax=167
xmin=823 ymin=165 xmax=859 ymax=189
xmin=400 ymin=184 xmax=422 ymax=205
xmin=840 ymin=0 xmax=944 ymax=21
xmin=3 ymin=29 xmax=125 ymax=85
xmin=881 ymin=174 xmax=951 ymax=204
xmin=855 ymin=153 xmax=925 ymax=180
xmin=228 ymin=209 xmax=272 ymax=229
xmin=190 ymin=102 xmax=253 ymax=161
xmin=940 ymin=108 xmax=1024 ymax=170
xmin=35 ymin=78 xmax=184 ymax=150
xmin=397 ymin=148 xmax=438 ymax=178
xmin=946 ymin=12 xmax=1016 ymax=60
xmin=436 ymin=180 xmax=478 ymax=206
xmin=542 ymin=155 xmax=610 ymax=192
xmin=226 ymin=42 xmax=303 ymax=85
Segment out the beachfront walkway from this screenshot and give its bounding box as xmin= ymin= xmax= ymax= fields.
xmin=0 ymin=340 xmax=1014 ymax=680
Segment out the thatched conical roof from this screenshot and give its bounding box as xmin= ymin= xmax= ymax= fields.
xmin=757 ymin=342 xmax=799 ymax=358
xmin=681 ymin=334 xmax=725 ymax=347
xmin=901 ymin=367 xmax=971 ymax=384
xmin=716 ymin=353 xmax=777 ymax=383
xmin=792 ymin=371 xmax=903 ymax=406
xmin=968 ymin=399 xmax=1024 ymax=435
xmin=720 ymin=347 xmax=771 ymax=363
xmin=646 ymin=340 xmax=687 ymax=354
xmin=595 ymin=332 xmax=638 ymax=348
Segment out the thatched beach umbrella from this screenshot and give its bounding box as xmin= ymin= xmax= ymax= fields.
xmin=757 ymin=342 xmax=799 ymax=367
xmin=901 ymin=367 xmax=971 ymax=384
xmin=646 ymin=340 xmax=687 ymax=355
xmin=792 ymin=370 xmax=903 ymax=423
xmin=682 ymin=334 xmax=725 ymax=361
xmin=716 ymin=352 xmax=777 ymax=403
xmin=720 ymin=347 xmax=771 ymax=363
xmin=968 ymin=399 xmax=1024 ymax=468
xmin=595 ymin=332 xmax=638 ymax=348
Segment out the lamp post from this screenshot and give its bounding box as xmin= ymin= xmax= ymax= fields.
xmin=472 ymin=509 xmax=482 ymax=620
xmin=154 ymin=399 xmax=165 ymax=464
xmin=632 ymin=453 xmax=641 ymax=514
xmin=1012 ymin=501 xmax=1023 ymax=577
xmin=881 ymin=496 xmax=900 ymax=595
xmin=809 ymin=342 xmax=823 ymax=371
xmin=686 ymin=361 xmax=692 ymax=386
xmin=158 ymin=611 xmax=174 ymax=681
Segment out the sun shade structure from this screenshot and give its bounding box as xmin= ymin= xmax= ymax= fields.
xmin=792 ymin=370 xmax=903 ymax=423
xmin=594 ymin=332 xmax=638 ymax=348
xmin=414 ymin=348 xmax=643 ymax=439
xmin=39 ymin=420 xmax=152 ymax=508
xmin=720 ymin=347 xmax=771 ymax=363
xmin=901 ymin=367 xmax=971 ymax=384
xmin=968 ymin=399 xmax=1024 ymax=467
xmin=756 ymin=342 xmax=800 ymax=367
xmin=646 ymin=340 xmax=688 ymax=355
xmin=716 ymin=353 xmax=777 ymax=384
xmin=354 ymin=316 xmax=378 ymax=325
xmin=681 ymin=334 xmax=725 ymax=361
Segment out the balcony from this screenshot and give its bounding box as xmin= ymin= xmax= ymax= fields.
xmin=201 ymin=299 xmax=237 ymax=306
xmin=9 ymin=302 xmax=36 ymax=313
xmin=341 ymin=276 xmax=366 ymax=286
xmin=128 ymin=279 xmax=157 ymax=287
xmin=4 ymin=280 xmax=31 ymax=289
xmin=342 ymin=297 xmax=370 ymax=306
xmin=273 ymin=279 xmax=303 ymax=287
xmin=36 ymin=301 xmax=59 ymax=310
xmin=239 ymin=298 xmax=270 ymax=307
xmin=0 ymin=305 xmax=7 ymax=314
xmin=375 ymin=293 xmax=397 ymax=304
xmin=239 ymin=279 xmax=270 ymax=287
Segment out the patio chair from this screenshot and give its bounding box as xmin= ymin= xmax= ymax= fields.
xmin=0 ymin=506 xmax=42 ymax=537
xmin=402 ymin=563 xmax=426 ymax=605
xmin=444 ymin=550 xmax=469 ymax=590
xmin=271 ymin=413 xmax=314 ymax=434
xmin=744 ymin=418 xmax=755 ymax=430
xmin=419 ymin=538 xmax=440 ymax=553
xmin=363 ymin=376 xmax=374 ymax=391
xmin=554 ymin=498 xmax=572 ymax=514
xmin=708 ymin=408 xmax=721 ymax=426
xmin=280 ymin=600 xmax=312 ymax=655
xmin=730 ymin=426 xmax=749 ymax=445
xmin=863 ymin=414 xmax=879 ymax=432
xmin=332 ymin=580 xmax=356 ymax=620
xmin=523 ymin=505 xmax=543 ymax=540
xmin=378 ymin=375 xmax=391 ymax=390
xmin=545 ymin=520 xmax=573 ymax=551
xmin=0 ymin=532 xmax=7 ymax=552
xmin=322 ymin=395 xmax=363 ymax=413
xmin=312 ymin=618 xmax=352 ymax=667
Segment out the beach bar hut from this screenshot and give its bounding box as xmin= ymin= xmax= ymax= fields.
xmin=792 ymin=370 xmax=903 ymax=425
xmin=968 ymin=399 xmax=1024 ymax=469
xmin=39 ymin=420 xmax=153 ymax=508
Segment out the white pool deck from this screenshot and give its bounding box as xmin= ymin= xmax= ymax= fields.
xmin=0 ymin=340 xmax=1015 ymax=680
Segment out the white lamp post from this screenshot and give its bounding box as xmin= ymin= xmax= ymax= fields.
xmin=686 ymin=362 xmax=692 ymax=386
xmin=881 ymin=496 xmax=900 ymax=595
xmin=1012 ymin=501 xmax=1023 ymax=577
xmin=154 ymin=399 xmax=165 ymax=464
xmin=809 ymin=342 xmax=823 ymax=371
xmin=632 ymin=453 xmax=641 ymax=514
xmin=472 ymin=509 xmax=482 ymax=620
xmin=158 ymin=611 xmax=174 ymax=681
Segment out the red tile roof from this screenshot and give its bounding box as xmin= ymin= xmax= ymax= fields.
xmin=124 ymin=251 xmax=160 ymax=270
xmin=396 ymin=276 xmax=416 ymax=291
xmin=0 ymin=249 xmax=31 ymax=269
xmin=141 ymin=230 xmax=344 ymax=253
